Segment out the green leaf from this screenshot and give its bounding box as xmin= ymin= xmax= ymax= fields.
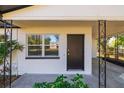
xmin=33 ymin=74 xmax=89 ymax=88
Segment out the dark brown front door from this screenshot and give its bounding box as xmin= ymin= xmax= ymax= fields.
xmin=67 ymin=34 xmax=84 ymax=70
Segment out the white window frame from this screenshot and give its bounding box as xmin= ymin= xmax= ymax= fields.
xmin=26 ymin=34 xmax=60 ymax=58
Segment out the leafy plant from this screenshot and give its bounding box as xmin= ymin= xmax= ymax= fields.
xmin=0 ymin=40 xmax=23 ymax=65
xmin=33 ymin=74 xmax=89 ymax=88
xmin=71 ymin=74 xmax=88 ymax=88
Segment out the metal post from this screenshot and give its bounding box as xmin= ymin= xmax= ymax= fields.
xmin=115 ymin=35 xmax=119 ymax=60
xmin=115 ymin=36 xmax=116 ymax=59
xmin=98 ymin=20 xmax=107 ymax=88
xmin=117 ymin=35 xmax=119 ymax=60
xmin=104 ymin=20 xmax=106 ymax=88
xmin=98 ymin=20 xmax=101 ymax=87
xmin=9 ymin=20 xmax=13 ymax=88
xmin=3 ymin=20 xmax=7 ymax=88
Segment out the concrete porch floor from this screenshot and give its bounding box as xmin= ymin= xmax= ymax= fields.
xmin=11 ymin=59 xmax=124 ymax=88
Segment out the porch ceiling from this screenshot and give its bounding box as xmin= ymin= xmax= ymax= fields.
xmin=0 ymin=5 xmax=31 ymax=14
xmin=93 ymin=21 xmax=124 ymax=38
xmin=13 ymin=20 xmax=124 ymax=38
xmin=0 ymin=20 xmax=20 ymax=28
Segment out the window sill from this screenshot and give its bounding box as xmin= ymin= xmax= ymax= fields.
xmin=25 ymin=57 xmax=60 ymax=59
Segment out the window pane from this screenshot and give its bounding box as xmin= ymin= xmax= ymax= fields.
xmin=45 ymin=35 xmax=59 ymax=45
xmin=28 ymin=35 xmax=42 ymax=45
xmin=28 ymin=46 xmax=42 ymax=56
xmin=45 ymin=46 xmax=59 ymax=56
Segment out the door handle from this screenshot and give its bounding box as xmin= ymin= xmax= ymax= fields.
xmin=68 ymin=49 xmax=70 ymax=52
xmin=68 ymin=52 xmax=70 ymax=55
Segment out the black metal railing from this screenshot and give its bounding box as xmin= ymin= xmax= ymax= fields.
xmin=98 ymin=20 xmax=107 ymax=88
xmin=0 ymin=20 xmax=19 ymax=88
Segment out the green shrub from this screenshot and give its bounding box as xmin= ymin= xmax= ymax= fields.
xmin=0 ymin=40 xmax=23 ymax=65
xmin=33 ymin=74 xmax=89 ymax=88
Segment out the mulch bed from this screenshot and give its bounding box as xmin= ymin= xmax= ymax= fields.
xmin=0 ymin=75 xmax=20 ymax=88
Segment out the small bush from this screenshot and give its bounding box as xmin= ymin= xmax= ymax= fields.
xmin=33 ymin=74 xmax=89 ymax=88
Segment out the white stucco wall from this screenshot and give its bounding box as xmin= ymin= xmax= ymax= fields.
xmin=92 ymin=38 xmax=97 ymax=58
xmin=16 ymin=23 xmax=92 ymax=75
xmin=1 ymin=6 xmax=95 ymax=75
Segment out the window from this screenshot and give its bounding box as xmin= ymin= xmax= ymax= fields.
xmin=28 ymin=35 xmax=42 ymax=56
xmin=27 ymin=34 xmax=59 ymax=58
xmin=44 ymin=35 xmax=59 ymax=56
